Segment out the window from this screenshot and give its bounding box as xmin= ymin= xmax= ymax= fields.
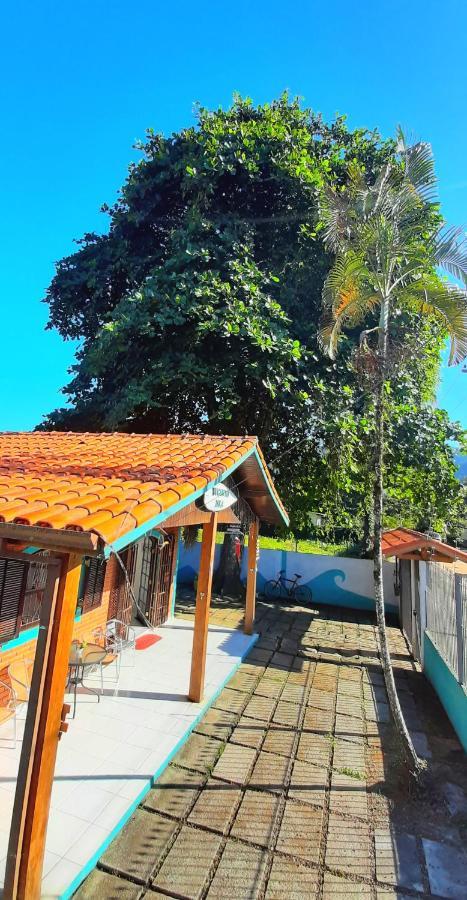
xmin=0 ymin=556 xmax=28 ymax=644
xmin=80 ymin=558 xmax=106 ymax=615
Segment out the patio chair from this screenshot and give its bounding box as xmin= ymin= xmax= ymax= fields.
xmin=104 ymin=619 xmax=136 ymax=667
xmin=0 ymin=679 xmax=18 ymax=748
xmin=8 ymin=659 xmax=34 ymax=712
xmin=92 ymin=628 xmax=122 ymax=683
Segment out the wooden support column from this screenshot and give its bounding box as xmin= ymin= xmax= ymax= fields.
xmin=5 ymin=552 xmax=83 ymax=900
xmin=188 ymin=513 xmax=218 ymax=702
xmin=244 ymin=518 xmax=259 ymax=635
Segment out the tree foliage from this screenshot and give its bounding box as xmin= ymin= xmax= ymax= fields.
xmin=41 ymin=95 xmax=465 ymax=538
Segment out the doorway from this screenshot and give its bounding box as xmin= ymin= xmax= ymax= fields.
xmin=138 ymin=533 xmax=176 ymax=626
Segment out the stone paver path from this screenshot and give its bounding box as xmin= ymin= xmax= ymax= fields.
xmin=75 ymin=598 xmax=467 ymax=899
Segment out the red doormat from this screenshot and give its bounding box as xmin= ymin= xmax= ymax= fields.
xmin=135 ymin=633 xmax=162 ymax=651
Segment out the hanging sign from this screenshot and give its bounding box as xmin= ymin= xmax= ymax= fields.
xmin=196 ymin=484 xmax=237 ymax=512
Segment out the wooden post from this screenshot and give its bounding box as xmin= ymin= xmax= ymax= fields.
xmin=244 ymin=518 xmax=259 ymax=635
xmin=5 ymin=552 xmax=83 ymax=900
xmin=188 ymin=514 xmax=218 ymax=702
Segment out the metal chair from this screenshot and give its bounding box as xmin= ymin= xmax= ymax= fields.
xmin=92 ymin=628 xmax=121 ymax=683
xmin=0 ymin=679 xmax=18 ymax=747
xmin=104 ymin=619 xmax=136 ymax=667
xmin=8 ymin=659 xmax=34 ymax=710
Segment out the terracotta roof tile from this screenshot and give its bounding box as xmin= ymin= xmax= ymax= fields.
xmin=0 ymin=431 xmax=284 ymax=546
xmin=382 ymin=527 xmax=467 ymax=563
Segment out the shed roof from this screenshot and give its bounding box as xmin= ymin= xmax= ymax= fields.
xmin=0 ymin=432 xmax=288 ymax=554
xmin=382 ymin=527 xmax=467 ymax=564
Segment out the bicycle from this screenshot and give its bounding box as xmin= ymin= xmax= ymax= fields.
xmin=263 ymin=570 xmax=312 ymax=604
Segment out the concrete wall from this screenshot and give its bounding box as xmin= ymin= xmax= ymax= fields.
xmin=424 ymin=632 xmax=467 ymax=753
xmin=178 ymin=544 xmax=397 ymax=612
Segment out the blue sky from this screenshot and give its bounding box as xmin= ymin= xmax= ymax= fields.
xmin=1 ymin=0 xmax=466 ymax=431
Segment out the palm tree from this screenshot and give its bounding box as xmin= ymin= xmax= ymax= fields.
xmin=319 ymin=132 xmax=467 ymax=775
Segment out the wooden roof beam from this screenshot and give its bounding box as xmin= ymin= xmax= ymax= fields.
xmin=0 ymin=522 xmax=104 ymax=556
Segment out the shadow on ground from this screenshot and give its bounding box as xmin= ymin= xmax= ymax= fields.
xmin=74 ymin=594 xmax=467 ymax=899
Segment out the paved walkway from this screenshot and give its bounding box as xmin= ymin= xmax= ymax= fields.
xmin=75 ymin=599 xmax=467 ymax=899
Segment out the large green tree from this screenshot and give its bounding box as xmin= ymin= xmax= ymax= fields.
xmin=42 ymin=95 xmax=464 ymax=536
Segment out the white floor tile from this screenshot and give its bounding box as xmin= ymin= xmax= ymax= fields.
xmin=1 ymin=621 xmax=256 ymax=898
xmin=65 ymin=822 xmax=109 ymax=866
xmin=55 ymin=783 xmax=117 ymax=823
xmin=43 ymin=849 xmax=62 ymax=877
xmin=41 ymin=857 xmax=82 ymax=898
xmin=45 ymin=810 xmax=89 ymax=857
xmin=93 ymin=793 xmax=132 ymax=830
xmin=0 ymin=829 xmax=9 ymax=859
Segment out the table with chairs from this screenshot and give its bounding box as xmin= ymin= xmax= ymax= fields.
xmin=66 ymin=641 xmax=108 ymax=719
xmin=0 ymin=619 xmax=137 ymax=737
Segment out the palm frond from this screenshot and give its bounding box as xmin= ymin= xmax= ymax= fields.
xmin=319 ymin=186 xmax=351 ymax=252
xmin=401 ymin=278 xmax=467 ymax=364
xmin=320 ymin=253 xmax=378 ymax=357
xmin=401 ymin=137 xmax=437 ymax=205
xmin=322 ymin=252 xmax=368 ymax=310
xmin=434 ymin=225 xmax=467 ymax=286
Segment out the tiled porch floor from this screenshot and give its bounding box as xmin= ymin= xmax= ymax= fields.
xmin=0 ymin=619 xmax=257 ymax=898
xmin=76 ymin=599 xmax=467 ymax=900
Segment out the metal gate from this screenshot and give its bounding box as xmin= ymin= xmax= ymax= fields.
xmin=400 ymin=559 xmax=413 ymax=648
xmin=426 ymin=562 xmax=467 ymax=685
xmin=138 ymin=534 xmax=175 ymax=626
xmin=108 ymin=545 xmax=137 ymax=624
xmin=22 ymin=553 xmax=50 ymax=629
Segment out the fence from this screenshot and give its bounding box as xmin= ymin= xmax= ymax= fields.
xmin=425 ymin=563 xmax=467 ymax=687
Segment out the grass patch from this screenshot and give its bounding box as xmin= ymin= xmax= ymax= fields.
xmin=201 ymin=533 xmax=349 ymax=555
xmin=337 ymin=766 xmax=365 ymax=780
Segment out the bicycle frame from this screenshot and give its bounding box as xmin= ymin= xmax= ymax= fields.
xmin=273 ymin=572 xmax=300 ymax=597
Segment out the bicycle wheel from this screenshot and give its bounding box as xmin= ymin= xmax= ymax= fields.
xmin=264 ymin=580 xmax=283 ymax=601
xmin=294 ymin=584 xmax=312 ymax=605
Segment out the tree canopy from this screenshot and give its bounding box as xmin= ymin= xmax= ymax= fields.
xmin=41 ymin=94 xmax=466 ymax=539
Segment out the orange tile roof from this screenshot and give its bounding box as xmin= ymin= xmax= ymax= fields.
xmin=0 ymin=432 xmax=286 ymax=548
xmin=382 ymin=527 xmax=467 ymax=563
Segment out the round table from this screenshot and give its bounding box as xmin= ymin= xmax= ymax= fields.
xmin=67 ymin=642 xmax=107 ymax=718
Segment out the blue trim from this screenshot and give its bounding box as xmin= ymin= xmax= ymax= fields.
xmin=0 ymin=626 xmax=39 ymax=651
xmin=0 ymin=612 xmax=87 ymax=653
xmin=170 ymin=528 xmax=181 ymax=618
xmin=424 ymin=632 xmax=467 ymax=753
xmin=59 ymin=630 xmax=259 ymax=899
xmin=251 ymin=446 xmax=289 ymax=527
xmin=104 ymin=444 xmax=288 ymax=558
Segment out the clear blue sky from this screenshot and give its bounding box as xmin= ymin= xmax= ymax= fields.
xmin=1 ymin=0 xmax=466 ymax=431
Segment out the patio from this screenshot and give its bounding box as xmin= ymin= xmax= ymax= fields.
xmin=75 ymin=597 xmax=467 ymax=900
xmin=0 ymin=618 xmax=257 ymax=897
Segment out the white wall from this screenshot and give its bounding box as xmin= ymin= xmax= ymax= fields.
xmin=178 ymin=544 xmax=397 ymax=613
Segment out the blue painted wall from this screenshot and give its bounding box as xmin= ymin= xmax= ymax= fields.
xmin=424 ymin=632 xmax=467 ymax=753
xmin=178 ymin=544 xmax=397 ymax=612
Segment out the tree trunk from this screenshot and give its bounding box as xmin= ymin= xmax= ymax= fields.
xmin=373 ymin=299 xmax=422 ymax=776
xmin=214 ymin=528 xmax=244 ymax=599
